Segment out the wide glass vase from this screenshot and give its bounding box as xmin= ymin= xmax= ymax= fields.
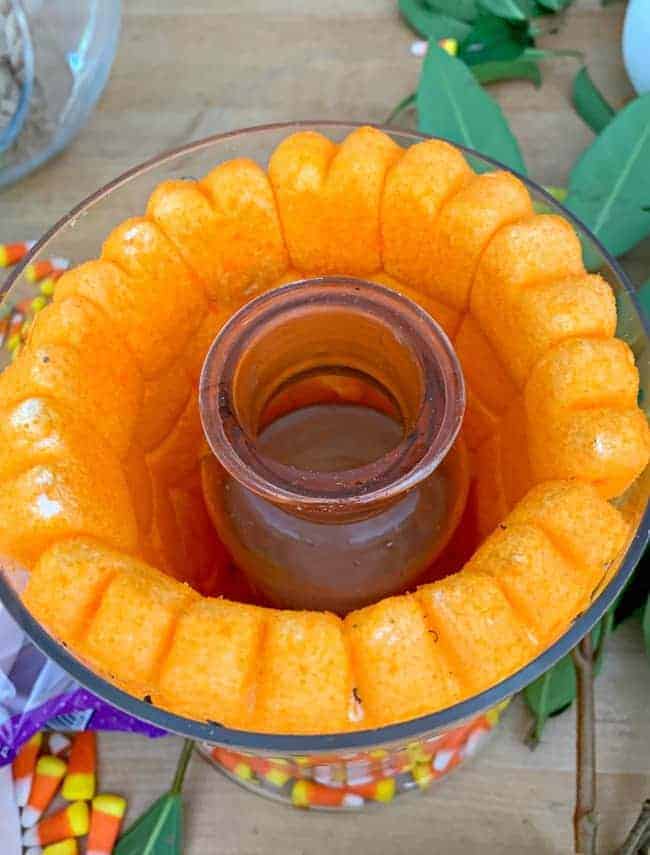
xmin=0 ymin=122 xmax=648 ymax=810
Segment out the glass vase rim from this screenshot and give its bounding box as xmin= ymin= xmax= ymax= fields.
xmin=0 ymin=120 xmax=648 ymax=755
xmin=199 ymin=276 xmax=465 ymax=514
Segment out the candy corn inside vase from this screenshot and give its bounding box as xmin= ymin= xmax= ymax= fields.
xmin=1 ymin=123 xmax=648 ymax=810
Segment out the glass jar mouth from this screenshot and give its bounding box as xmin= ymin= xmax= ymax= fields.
xmin=199 ymin=277 xmax=466 ymax=514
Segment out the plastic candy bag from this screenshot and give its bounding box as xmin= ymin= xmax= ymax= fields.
xmin=0 ymin=603 xmax=166 ymax=768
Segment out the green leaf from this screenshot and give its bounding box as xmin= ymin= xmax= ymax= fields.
xmin=399 ymin=0 xmax=473 ymax=40
xmin=527 ymin=4 xmax=550 ymax=22
xmin=545 ymin=185 xmax=568 ymax=202
xmin=564 ymin=92 xmax=650 ymax=258
xmin=460 ymin=15 xmax=531 ymax=65
xmin=643 ymin=596 xmax=650 ymax=660
xmin=417 ymin=44 xmax=527 ymax=173
xmin=524 ymin=614 xmax=614 ymax=742
xmin=524 ymin=655 xmax=576 ymax=743
xmin=385 ymin=92 xmax=417 ymax=126
xmin=423 ymin=0 xmax=478 ymax=22
xmin=572 ymin=67 xmax=616 ymax=133
xmin=536 ymin=0 xmax=574 ymax=10
xmin=471 ymin=57 xmax=541 ymax=86
xmin=114 ymin=739 xmax=193 ymax=855
xmin=115 ymin=793 xmax=182 ymax=855
xmin=478 ymin=0 xmax=532 ymax=21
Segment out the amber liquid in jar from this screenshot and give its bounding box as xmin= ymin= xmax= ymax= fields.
xmin=205 ymin=402 xmax=460 ymax=613
xmin=200 ymin=278 xmax=467 ymax=615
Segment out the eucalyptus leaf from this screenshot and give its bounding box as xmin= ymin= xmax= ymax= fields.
xmin=115 ymin=793 xmax=182 ymax=855
xmin=459 ymin=15 xmax=531 ymax=65
xmin=417 ymin=44 xmax=527 ymax=173
xmin=399 ymin=0 xmax=473 ymax=40
xmin=572 ymin=67 xmax=616 ymax=133
xmin=478 ymin=0 xmax=532 ymax=21
xmin=471 ymin=57 xmax=541 ymax=86
xmin=565 ymin=92 xmax=650 ymax=258
xmin=423 ymin=0 xmax=478 ymax=22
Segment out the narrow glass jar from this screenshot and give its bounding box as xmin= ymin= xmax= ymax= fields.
xmin=199 ymin=277 xmax=467 ymax=614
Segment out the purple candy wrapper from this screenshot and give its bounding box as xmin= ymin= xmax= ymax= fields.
xmin=0 ymin=604 xmax=166 ymax=765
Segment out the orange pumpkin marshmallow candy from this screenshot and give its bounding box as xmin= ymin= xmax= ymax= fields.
xmin=2 ymin=126 xmax=645 ymax=734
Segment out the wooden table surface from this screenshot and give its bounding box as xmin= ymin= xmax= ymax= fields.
xmin=2 ymin=0 xmax=649 ymax=852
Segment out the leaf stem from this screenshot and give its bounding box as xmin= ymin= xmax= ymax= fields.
xmin=572 ymin=634 xmax=598 ymax=855
xmin=171 ymin=738 xmax=194 ymax=795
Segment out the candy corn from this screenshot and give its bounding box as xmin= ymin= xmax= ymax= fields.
xmin=211 ymin=747 xmax=253 ymax=781
xmin=87 ymin=794 xmax=127 ymax=855
xmin=249 ymin=757 xmax=291 ymax=788
xmin=438 ymin=37 xmax=459 ymax=56
xmin=347 ymin=777 xmax=396 ymax=802
xmin=62 ymin=732 xmax=96 ymax=801
xmin=290 ymin=776 xmax=396 ymax=808
xmin=40 ymin=277 xmax=57 ymax=296
xmin=0 ymin=240 xmax=35 ymax=267
xmin=410 ymin=760 xmax=434 ymax=790
xmin=5 ymin=328 xmax=20 ymax=352
xmin=25 ymin=839 xmax=78 ymax=855
xmin=22 ymin=755 xmax=67 ymax=828
xmin=25 ymin=258 xmax=69 ymax=283
xmin=31 ymin=295 xmax=48 ymax=313
xmin=48 ymin=733 xmax=71 ymax=757
xmin=23 ymin=801 xmax=89 ymax=847
xmin=291 ymin=779 xmax=348 ymax=808
xmin=12 ymin=732 xmax=43 ymax=808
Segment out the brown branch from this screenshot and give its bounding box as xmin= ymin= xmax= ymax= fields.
xmin=572 ymin=633 xmax=598 ymax=855
xmin=617 ymin=799 xmax=650 ymax=855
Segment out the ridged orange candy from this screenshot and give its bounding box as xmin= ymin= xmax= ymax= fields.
xmin=8 ymin=128 xmax=647 ymax=734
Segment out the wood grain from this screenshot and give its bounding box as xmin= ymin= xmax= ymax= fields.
xmin=1 ymin=0 xmax=648 ymax=851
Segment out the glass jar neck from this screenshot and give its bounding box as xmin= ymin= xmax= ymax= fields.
xmin=199 ymin=277 xmax=465 ymax=521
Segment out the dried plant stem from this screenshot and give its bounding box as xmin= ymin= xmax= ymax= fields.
xmin=617 ymin=799 xmax=650 ymax=855
xmin=572 ymin=633 xmax=598 ymax=855
xmin=384 ymin=92 xmax=416 ymax=126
